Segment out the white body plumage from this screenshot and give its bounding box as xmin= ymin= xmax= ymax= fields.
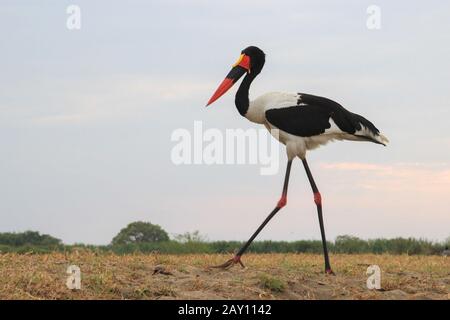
xmin=245 ymin=92 xmax=389 ymax=159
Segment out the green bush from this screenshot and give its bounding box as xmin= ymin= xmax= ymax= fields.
xmin=0 ymin=231 xmax=61 ymax=246
xmin=335 ymin=235 xmax=369 ymax=253
xmin=0 ymin=229 xmax=447 ymax=255
xmin=111 ymin=221 xmax=170 ymax=245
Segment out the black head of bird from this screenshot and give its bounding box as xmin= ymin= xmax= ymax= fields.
xmin=206 ymin=46 xmax=265 ymax=106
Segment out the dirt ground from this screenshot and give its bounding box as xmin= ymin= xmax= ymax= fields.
xmin=0 ymin=252 xmax=448 ymax=300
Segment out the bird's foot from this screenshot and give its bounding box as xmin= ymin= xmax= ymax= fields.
xmin=210 ymin=255 xmax=245 ymax=269
xmin=325 ymin=268 xmax=335 ymax=276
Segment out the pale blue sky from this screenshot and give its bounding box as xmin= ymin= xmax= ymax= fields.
xmin=1 ymin=1 xmax=449 ymax=244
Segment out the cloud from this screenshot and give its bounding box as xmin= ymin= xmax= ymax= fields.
xmin=30 ymin=114 xmax=85 ymax=125
xmin=3 ymin=75 xmax=215 ymax=125
xmin=319 ymin=162 xmax=450 ymax=193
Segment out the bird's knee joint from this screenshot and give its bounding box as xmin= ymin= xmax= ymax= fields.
xmin=277 ymin=195 xmax=287 ymax=208
xmin=314 ymin=192 xmax=322 ymax=206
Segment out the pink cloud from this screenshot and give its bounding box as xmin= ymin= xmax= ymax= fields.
xmin=319 ymin=162 xmax=450 ymax=194
xmin=162 ymin=162 xmax=450 ymax=241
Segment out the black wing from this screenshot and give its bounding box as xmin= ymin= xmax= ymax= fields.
xmin=265 ymin=93 xmax=380 ymax=138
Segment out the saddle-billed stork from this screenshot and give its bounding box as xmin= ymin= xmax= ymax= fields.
xmin=206 ymin=46 xmax=388 ymax=274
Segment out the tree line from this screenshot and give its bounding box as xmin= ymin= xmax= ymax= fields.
xmin=0 ymin=221 xmax=448 ymax=255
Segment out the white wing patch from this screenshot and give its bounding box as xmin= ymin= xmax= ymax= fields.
xmin=246 ymin=92 xmax=299 ymax=124
xmin=256 ymin=92 xmax=299 ymax=109
xmin=355 ymin=124 xmax=374 ymax=138
xmin=355 ymin=124 xmax=390 ymax=145
xmin=324 ymin=118 xmax=344 ymax=135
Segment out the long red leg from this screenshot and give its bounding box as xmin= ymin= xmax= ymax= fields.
xmin=211 ymin=160 xmax=293 ymax=269
xmin=302 ymin=158 xmax=334 ymax=275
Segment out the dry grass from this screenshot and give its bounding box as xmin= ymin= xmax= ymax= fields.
xmin=0 ymin=251 xmax=448 ymax=300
